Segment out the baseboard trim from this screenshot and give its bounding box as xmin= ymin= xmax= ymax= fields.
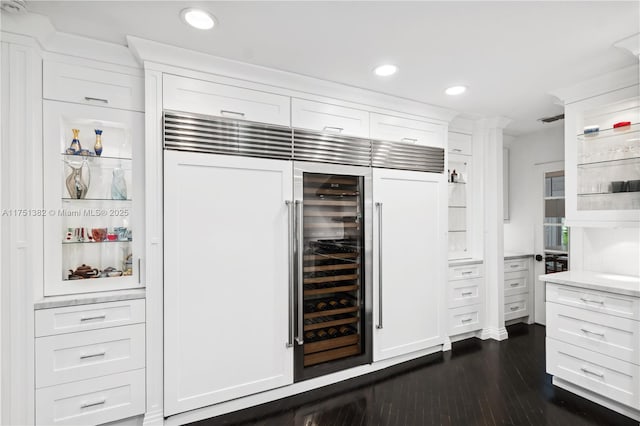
xmin=142 ymin=409 xmax=164 ymax=426
xmin=479 ymin=326 xmax=508 ymax=341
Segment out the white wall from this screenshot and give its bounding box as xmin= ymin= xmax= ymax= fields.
xmin=577 ymin=228 xmax=640 ymax=277
xmin=503 ymin=125 xmax=565 ymax=253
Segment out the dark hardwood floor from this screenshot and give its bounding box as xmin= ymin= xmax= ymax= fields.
xmin=190 ymin=324 xmax=639 ymax=426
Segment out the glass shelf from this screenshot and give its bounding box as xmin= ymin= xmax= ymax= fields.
xmin=62 ymin=198 xmax=132 ymax=202
xmin=577 ymin=156 xmax=640 ymax=168
xmin=62 ymin=154 xmax=132 ymax=162
xmin=63 ymin=240 xmax=132 ymax=245
xmin=577 ymin=123 xmax=638 ymax=139
xmin=448 ymin=181 xmax=467 ymax=185
xmin=448 ymin=205 xmax=467 ymax=209
xmin=448 ymin=229 xmax=467 ymax=233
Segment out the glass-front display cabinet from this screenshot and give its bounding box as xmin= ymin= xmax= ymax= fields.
xmin=43 ymin=101 xmax=144 ymax=296
xmin=566 ymin=86 xmax=640 ymax=225
xmin=448 ymin=154 xmax=471 ymax=258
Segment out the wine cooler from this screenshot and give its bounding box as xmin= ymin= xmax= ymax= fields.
xmin=293 ymin=162 xmax=372 ymax=381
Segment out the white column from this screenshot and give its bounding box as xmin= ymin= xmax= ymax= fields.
xmin=477 ymin=117 xmax=511 ymax=341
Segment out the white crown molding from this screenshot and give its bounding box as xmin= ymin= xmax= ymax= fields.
xmin=549 ymin=64 xmax=639 ymax=105
xmin=614 ymin=32 xmax=640 ymax=58
xmin=474 ymin=116 xmax=513 ymax=131
xmin=127 ymin=35 xmax=459 ymax=123
xmin=1 ymin=12 xmax=140 ymax=68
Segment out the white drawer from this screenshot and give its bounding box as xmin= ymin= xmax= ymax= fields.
xmin=547 ymin=302 xmax=640 ymax=365
xmin=448 ymin=304 xmax=483 ymax=335
xmin=35 ymin=299 xmax=145 ymax=337
xmin=292 ymin=98 xmax=369 ymax=138
xmin=448 ymin=277 xmax=483 ymax=308
xmin=504 ymin=271 xmax=529 ymax=297
xmin=504 ymin=294 xmax=530 ymax=321
xmin=370 ymin=113 xmax=444 ymax=148
xmin=504 ymin=258 xmax=529 ymax=272
xmin=163 ymin=74 xmax=291 ymax=127
xmin=36 ymin=369 xmax=145 ymax=426
xmin=36 ymin=324 xmax=145 ymax=388
xmin=546 ymin=337 xmax=639 ymax=408
xmin=547 ymin=283 xmax=640 ymax=321
xmin=448 ymin=263 xmax=483 ymax=281
xmin=43 ymin=61 xmax=144 ymax=112
xmin=448 ymin=131 xmax=472 ymax=155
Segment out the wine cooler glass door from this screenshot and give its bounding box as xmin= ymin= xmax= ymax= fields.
xmin=294 ymin=163 xmax=372 ymax=381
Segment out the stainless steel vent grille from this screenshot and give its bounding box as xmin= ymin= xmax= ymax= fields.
xmin=372 ymin=140 xmax=444 ymax=173
xmin=293 ymin=129 xmax=371 ymax=167
xmin=163 ymin=110 xmax=292 ymax=160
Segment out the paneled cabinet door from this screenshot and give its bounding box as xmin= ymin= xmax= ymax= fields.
xmin=372 ymin=168 xmax=446 ymax=362
xmin=164 ymin=151 xmax=293 ymax=415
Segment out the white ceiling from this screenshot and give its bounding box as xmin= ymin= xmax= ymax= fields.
xmin=25 ymin=1 xmax=640 ymax=135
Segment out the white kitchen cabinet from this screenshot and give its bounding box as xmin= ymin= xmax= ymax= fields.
xmin=447 ymin=261 xmax=484 ymax=337
xmin=503 ymin=257 xmax=533 ymax=323
xmin=163 ymin=151 xmax=293 ymax=415
xmin=372 ymin=168 xmax=445 ymax=361
xmin=163 ymin=74 xmax=291 ymax=126
xmin=292 ymin=98 xmax=369 ymax=138
xmin=447 ymin=131 xmax=472 ymax=155
xmin=370 ymin=113 xmax=445 ymax=148
xmin=43 ymin=60 xmax=144 ymax=112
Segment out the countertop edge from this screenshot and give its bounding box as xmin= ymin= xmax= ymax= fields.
xmin=540 ymin=271 xmax=640 ymax=298
xmin=448 ymin=258 xmax=484 ymax=266
xmin=34 ymin=289 xmax=146 ymax=310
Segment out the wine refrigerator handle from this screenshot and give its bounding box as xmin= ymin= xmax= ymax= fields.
xmin=295 ymin=200 xmax=305 ymax=345
xmin=285 ymin=200 xmax=294 ymax=348
xmin=376 ymin=202 xmax=383 ymax=330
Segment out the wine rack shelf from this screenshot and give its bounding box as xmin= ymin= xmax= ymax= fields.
xmin=304 ymin=344 xmax=360 ymax=367
xmin=304 ymin=274 xmax=358 ymax=284
xmin=303 ymin=316 xmax=359 ymax=332
xmin=304 ymin=284 xmax=359 ymax=296
xmin=304 ymin=306 xmax=359 ymax=319
xmin=304 ymin=334 xmax=359 ymax=355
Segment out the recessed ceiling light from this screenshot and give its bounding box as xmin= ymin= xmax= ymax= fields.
xmin=374 ymin=64 xmax=398 ymax=77
xmin=181 ymin=8 xmax=216 ymax=30
xmin=445 ymin=86 xmax=467 ymax=96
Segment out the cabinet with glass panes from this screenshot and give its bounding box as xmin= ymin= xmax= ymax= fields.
xmin=447 ymin=135 xmax=474 ymax=259
xmin=43 ymin=101 xmax=144 ymax=295
xmin=544 ymin=171 xmax=568 ymax=274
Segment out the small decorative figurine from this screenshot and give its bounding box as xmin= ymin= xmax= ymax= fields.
xmin=111 ymin=167 xmax=127 ymax=200
xmin=94 ymin=129 xmax=103 ymax=156
xmin=67 ymin=129 xmax=81 ymax=154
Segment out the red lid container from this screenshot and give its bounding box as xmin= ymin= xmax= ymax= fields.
xmin=613 ymin=121 xmax=631 ymax=129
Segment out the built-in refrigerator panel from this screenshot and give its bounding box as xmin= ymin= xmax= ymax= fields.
xmin=293 ymin=161 xmax=373 ymax=381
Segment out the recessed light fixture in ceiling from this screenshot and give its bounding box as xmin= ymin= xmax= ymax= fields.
xmin=374 ymin=64 xmax=398 ymax=77
xmin=180 ymin=8 xmax=216 ymax=30
xmin=445 ymin=86 xmax=467 ymax=96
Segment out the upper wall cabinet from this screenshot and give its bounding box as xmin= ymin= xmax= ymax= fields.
xmin=565 ymin=85 xmax=640 ymax=226
xmin=163 ymin=74 xmax=291 ymax=127
xmin=43 ymin=61 xmax=144 ymax=112
xmin=291 ymin=98 xmax=369 ymax=138
xmin=448 ymin=131 xmax=472 ymax=155
xmin=370 ymin=113 xmax=445 ymax=148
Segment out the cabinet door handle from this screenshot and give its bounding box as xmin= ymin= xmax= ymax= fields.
xmin=137 ymin=258 xmax=141 ymax=284
xmin=323 ymin=126 xmax=343 ymax=133
xmin=376 ymin=202 xmax=383 ymax=330
xmin=510 ymin=283 xmax=519 ymax=287
xmin=580 ymin=297 xmax=604 ymax=305
xmin=220 ymin=109 xmax=245 ymax=118
xmin=285 ymin=200 xmax=295 ymax=348
xmin=510 ymin=306 xmax=519 ymax=311
xmin=401 ymin=137 xmax=418 ymax=143
xmin=80 ymin=314 xmax=106 ymax=322
xmin=80 ymin=351 xmax=106 ymax=359
xmin=80 ymin=398 xmax=106 ymax=409
xmin=461 ymin=291 xmax=473 ymax=296
xmin=580 ymin=367 xmax=604 ymax=378
xmin=461 ymin=318 xmax=473 ymax=323
xmin=451 ymin=148 xmax=462 ymax=153
xmin=510 ymin=264 xmax=519 ymax=268
xmin=461 ymin=270 xmax=473 ymax=275
xmin=84 ymin=96 xmax=108 ymax=104
xmin=294 ymin=200 xmax=304 ymax=345
xmin=580 ymin=328 xmax=605 ymax=337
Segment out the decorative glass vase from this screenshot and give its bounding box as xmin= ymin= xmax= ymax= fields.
xmin=65 ymin=160 xmax=90 ymax=199
xmin=94 ymin=129 xmax=103 ymax=156
xmin=111 ymin=167 xmax=127 ymax=200
xmin=66 ymin=128 xmax=81 ymax=154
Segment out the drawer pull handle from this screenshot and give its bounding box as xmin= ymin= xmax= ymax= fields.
xmin=580 ymin=298 xmax=604 ymax=305
xmin=580 ymin=328 xmax=605 ymax=337
xmin=451 ymin=148 xmax=462 ymax=152
xmin=510 ymin=306 xmax=519 ymax=311
xmin=80 ymin=314 xmax=106 ymax=322
xmin=401 ymin=137 xmax=418 ymax=143
xmin=84 ymin=96 xmax=109 ymax=104
xmin=80 ymin=351 xmax=106 ymax=359
xmin=323 ymin=126 xmax=344 ymax=133
xmin=461 ymin=291 xmax=473 ymax=296
xmin=80 ymin=398 xmax=106 ymax=409
xmin=580 ymin=367 xmax=604 ymax=378
xmin=461 ymin=271 xmax=473 ymax=275
xmin=461 ymin=318 xmax=473 ymax=323
xmin=510 ymin=283 xmax=519 ymax=287
xmin=510 ymin=264 xmax=519 ymax=268
xmin=220 ymin=109 xmax=246 ymax=118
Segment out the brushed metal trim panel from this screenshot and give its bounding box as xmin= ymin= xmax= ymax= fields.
xmin=293 ymin=129 xmax=371 ymax=167
xmin=372 ymin=139 xmax=444 ymax=173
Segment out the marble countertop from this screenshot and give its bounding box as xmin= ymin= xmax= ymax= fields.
xmin=449 ymin=258 xmax=483 ymax=266
xmin=34 ymin=289 xmax=146 ymax=310
xmin=540 ymin=270 xmax=640 ymax=298
xmin=504 ymin=252 xmax=534 ymax=260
